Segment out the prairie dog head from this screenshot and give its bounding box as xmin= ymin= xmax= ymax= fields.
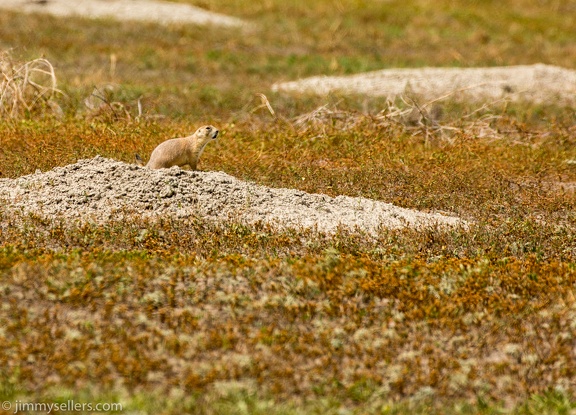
xmin=195 ymin=125 xmax=219 ymax=142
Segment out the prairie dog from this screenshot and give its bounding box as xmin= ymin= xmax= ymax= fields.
xmin=136 ymin=125 xmax=219 ymax=170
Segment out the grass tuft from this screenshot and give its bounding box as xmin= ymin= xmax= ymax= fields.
xmin=0 ymin=50 xmax=63 ymax=119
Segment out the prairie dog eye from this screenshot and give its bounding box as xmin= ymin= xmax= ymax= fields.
xmin=205 ymin=126 xmax=212 ymax=131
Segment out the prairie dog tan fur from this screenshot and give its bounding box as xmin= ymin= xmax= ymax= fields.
xmin=136 ymin=125 xmax=219 ymax=170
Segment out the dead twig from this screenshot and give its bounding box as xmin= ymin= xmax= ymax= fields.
xmin=84 ymin=85 xmax=133 ymax=122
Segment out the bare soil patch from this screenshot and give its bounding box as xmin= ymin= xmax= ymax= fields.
xmin=273 ymin=64 xmax=576 ymax=104
xmin=0 ymin=0 xmax=247 ymax=27
xmin=0 ymin=156 xmax=465 ymax=234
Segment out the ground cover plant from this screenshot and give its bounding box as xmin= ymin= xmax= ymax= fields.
xmin=0 ymin=0 xmax=575 ymax=413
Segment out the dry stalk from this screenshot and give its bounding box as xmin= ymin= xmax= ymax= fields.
xmin=253 ymin=93 xmax=276 ymax=118
xmin=247 ymin=93 xmax=296 ymax=132
xmin=0 ymin=51 xmax=63 ymax=119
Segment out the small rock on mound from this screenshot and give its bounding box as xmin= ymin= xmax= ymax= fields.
xmin=0 ymin=157 xmax=466 ymax=235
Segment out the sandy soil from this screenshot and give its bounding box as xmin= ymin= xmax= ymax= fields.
xmin=273 ymin=64 xmax=576 ymax=104
xmin=0 ymin=0 xmax=247 ymax=27
xmin=0 ymin=157 xmax=466 ymax=235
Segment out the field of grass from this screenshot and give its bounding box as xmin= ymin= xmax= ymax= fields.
xmin=0 ymin=0 xmax=575 ymax=413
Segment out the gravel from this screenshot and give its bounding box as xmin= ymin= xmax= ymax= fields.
xmin=0 ymin=0 xmax=247 ymax=28
xmin=0 ymin=157 xmax=466 ymax=235
xmin=272 ymin=64 xmax=576 ymax=104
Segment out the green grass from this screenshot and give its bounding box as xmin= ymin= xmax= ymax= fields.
xmin=1 ymin=0 xmax=574 ymax=119
xmin=0 ymin=0 xmax=575 ymax=413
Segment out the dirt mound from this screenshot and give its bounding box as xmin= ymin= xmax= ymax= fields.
xmin=273 ymin=64 xmax=576 ymax=104
xmin=0 ymin=157 xmax=465 ymax=234
xmin=0 ymin=0 xmax=247 ymax=28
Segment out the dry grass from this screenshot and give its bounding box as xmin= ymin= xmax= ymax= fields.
xmin=0 ymin=51 xmax=62 ymax=119
xmin=291 ymin=98 xmax=506 ymax=143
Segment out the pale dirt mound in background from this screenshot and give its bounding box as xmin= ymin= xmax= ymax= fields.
xmin=0 ymin=0 xmax=246 ymax=28
xmin=273 ymin=64 xmax=576 ymax=104
xmin=0 ymin=157 xmax=465 ymax=235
